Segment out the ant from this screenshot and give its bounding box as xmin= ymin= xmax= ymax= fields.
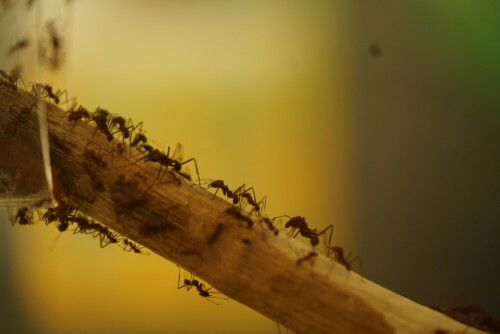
xmin=273 ymin=215 xmax=333 ymax=249
xmin=4 ymin=103 xmax=36 ymax=137
xmin=136 ymin=145 xmax=201 ymax=185
xmin=297 ymin=251 xmax=317 ymax=266
xmin=122 ymin=238 xmax=144 ymax=254
xmin=237 ymin=186 xmax=266 ymax=215
xmin=11 ymin=207 xmax=32 ymax=225
xmin=91 ymin=108 xmax=114 ymax=142
xmin=0 ymin=68 xmax=23 ymax=90
xmin=177 ymin=270 xmax=222 ymax=304
xmin=67 ymin=105 xmax=90 ymax=123
xmin=207 ymin=180 xmax=243 ymax=205
xmin=84 ymin=149 xmax=107 ymax=168
xmin=83 ymin=163 xmax=105 ymax=192
xmin=31 ymin=83 xmax=64 ymax=104
xmin=49 ymin=133 xmax=71 ymax=154
xmin=328 ymin=246 xmax=359 ymax=271
xmin=131 ymin=133 xmax=147 ymax=149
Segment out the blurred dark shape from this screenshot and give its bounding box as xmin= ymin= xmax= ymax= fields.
xmin=431 ymin=300 xmax=500 ymax=333
xmin=7 ymin=39 xmax=29 ymax=55
xmin=369 ymin=43 xmax=381 ymax=58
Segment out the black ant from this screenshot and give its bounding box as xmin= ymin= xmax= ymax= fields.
xmin=67 ymin=105 xmax=90 ymax=123
xmin=239 ymin=186 xmax=266 ymax=215
xmin=207 ymin=180 xmax=243 ymax=205
xmin=131 ymin=133 xmax=147 ymax=149
xmin=297 ymin=251 xmax=317 ymax=266
xmin=0 ymin=68 xmax=23 ymax=90
xmin=136 ymin=145 xmax=201 ymax=185
xmin=83 ymin=163 xmax=105 ymax=192
xmin=177 ymin=270 xmax=222 ymax=304
xmin=273 ymin=215 xmax=333 ymax=249
xmin=123 ymin=238 xmax=144 ymax=254
xmin=84 ymin=149 xmax=107 ymax=168
xmin=49 ymin=133 xmax=71 ymax=154
xmin=31 ymin=83 xmax=64 ymax=104
xmin=328 ymin=246 xmax=359 ymax=271
xmin=4 ymin=103 xmax=36 ymax=137
xmin=11 ymin=207 xmax=32 ymax=225
xmin=91 ymin=108 xmax=114 ymax=142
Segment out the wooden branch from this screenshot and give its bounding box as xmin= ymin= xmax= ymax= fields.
xmin=0 ymin=86 xmax=486 ymax=334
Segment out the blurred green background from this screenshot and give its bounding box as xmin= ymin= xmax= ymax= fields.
xmin=1 ymin=1 xmax=499 ymax=333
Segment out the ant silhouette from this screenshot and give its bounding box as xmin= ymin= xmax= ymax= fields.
xmin=273 ymin=215 xmax=333 ymax=249
xmin=207 ymin=180 xmax=244 ymax=205
xmin=177 ymin=269 xmax=224 ymax=305
xmin=131 ymin=133 xmax=147 ymax=149
xmin=49 ymin=133 xmax=71 ymax=154
xmin=10 ymin=207 xmax=32 ymax=225
xmin=84 ymin=149 xmax=107 ymax=168
xmin=122 ymin=238 xmax=145 ymax=254
xmin=0 ymin=68 xmax=23 ymax=90
xmin=4 ymin=103 xmax=36 ymax=137
xmin=328 ymin=246 xmax=359 ymax=271
xmin=67 ymin=105 xmax=90 ymax=124
xmin=239 ymin=186 xmax=266 ymax=215
xmin=31 ymin=83 xmax=65 ymax=104
xmin=135 ymin=143 xmax=201 ymax=185
xmin=90 ymin=108 xmax=114 ymax=142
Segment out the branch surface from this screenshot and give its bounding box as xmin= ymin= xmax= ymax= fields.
xmin=0 ymin=87 xmax=486 ymax=334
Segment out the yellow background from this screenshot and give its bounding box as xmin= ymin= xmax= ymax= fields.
xmin=1 ymin=1 xmax=354 ymax=333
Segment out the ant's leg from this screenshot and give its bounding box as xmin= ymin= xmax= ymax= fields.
xmin=177 ymin=267 xmax=187 ymax=289
xmin=316 ymin=224 xmax=334 ymax=255
xmin=180 ymin=158 xmax=201 ymax=187
xmin=256 ymin=196 xmax=267 ymax=215
xmin=9 ymin=106 xmax=19 ymax=118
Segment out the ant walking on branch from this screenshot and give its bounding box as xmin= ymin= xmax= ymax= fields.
xmin=177 ymin=269 xmax=225 ymax=305
xmin=4 ymin=103 xmax=36 ymax=137
xmin=273 ymin=215 xmax=333 ymax=250
xmin=0 ymin=68 xmax=24 ymax=90
xmin=90 ymin=107 xmax=114 ymax=142
xmin=31 ymin=83 xmax=66 ymax=105
xmin=135 ymin=143 xmax=201 ymax=185
xmin=328 ymin=246 xmax=359 ymax=271
xmin=207 ymin=180 xmax=244 ymax=205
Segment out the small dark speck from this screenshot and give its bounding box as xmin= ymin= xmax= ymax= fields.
xmin=242 ymin=239 xmax=251 ymax=245
xmin=369 ymin=43 xmax=381 ymax=58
